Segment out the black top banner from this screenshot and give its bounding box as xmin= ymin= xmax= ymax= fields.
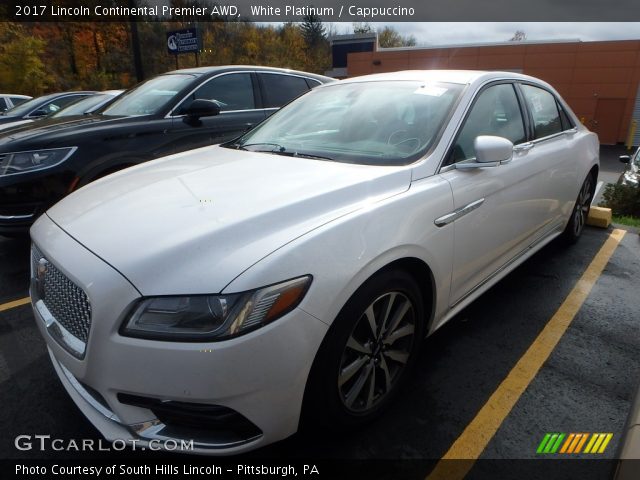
xmin=3 ymin=0 xmax=640 ymax=22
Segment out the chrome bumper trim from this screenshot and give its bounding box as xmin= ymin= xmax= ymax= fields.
xmin=56 ymin=360 xmax=121 ymax=423
xmin=36 ymin=299 xmax=86 ymax=358
xmin=0 ymin=213 xmax=34 ymax=220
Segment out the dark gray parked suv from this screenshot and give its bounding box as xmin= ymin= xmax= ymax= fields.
xmin=0 ymin=66 xmax=334 ymax=235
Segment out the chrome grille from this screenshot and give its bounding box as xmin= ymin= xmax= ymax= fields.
xmin=31 ymin=244 xmax=92 ymax=344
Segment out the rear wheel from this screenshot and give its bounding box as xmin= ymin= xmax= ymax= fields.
xmin=562 ymin=173 xmax=594 ymax=244
xmin=302 ymin=269 xmax=424 ymax=430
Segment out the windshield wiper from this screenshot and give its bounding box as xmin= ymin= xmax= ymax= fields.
xmin=288 ymin=151 xmax=334 ymax=161
xmin=235 ymin=143 xmax=334 ymax=161
xmin=236 ymin=142 xmax=285 ymax=152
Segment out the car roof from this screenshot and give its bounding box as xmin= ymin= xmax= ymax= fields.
xmin=338 ymin=70 xmax=540 ymax=86
xmin=163 ymin=65 xmax=335 ymax=83
xmin=0 ymin=94 xmax=31 ymax=98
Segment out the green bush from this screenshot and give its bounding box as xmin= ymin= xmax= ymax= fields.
xmin=599 ymin=183 xmax=640 ymax=217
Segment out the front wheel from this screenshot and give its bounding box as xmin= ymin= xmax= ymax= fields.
xmin=562 ymin=173 xmax=594 ymax=244
xmin=302 ymin=270 xmax=424 ymax=431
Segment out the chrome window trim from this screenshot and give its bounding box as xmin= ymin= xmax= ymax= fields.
xmin=25 ymin=95 xmax=87 ymax=118
xmin=167 ymin=71 xmax=259 ymax=119
xmin=436 ymin=78 xmax=529 ymax=174
xmin=256 ymin=71 xmax=317 ymax=109
xmin=529 ymin=127 xmax=578 ymax=145
xmin=167 ymin=70 xmax=320 ymax=119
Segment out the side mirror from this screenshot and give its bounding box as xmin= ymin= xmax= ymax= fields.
xmin=619 ymin=155 xmax=631 ymax=164
xmin=456 ymin=135 xmax=514 ymax=169
xmin=475 ymin=135 xmax=514 ymax=164
xmin=30 ymin=109 xmax=48 ymax=117
xmin=182 ymin=99 xmax=221 ymax=120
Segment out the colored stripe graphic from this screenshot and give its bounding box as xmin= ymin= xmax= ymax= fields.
xmin=536 ymin=433 xmax=552 ymax=454
xmin=575 ymin=433 xmax=589 ymax=453
xmin=559 ymin=433 xmax=575 ymax=453
xmin=537 ymin=433 xmax=613 ymax=454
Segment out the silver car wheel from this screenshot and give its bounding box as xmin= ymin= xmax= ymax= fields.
xmin=573 ymin=176 xmax=592 ymax=237
xmin=338 ymin=291 xmax=416 ymax=413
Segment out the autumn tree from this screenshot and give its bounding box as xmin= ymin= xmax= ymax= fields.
xmin=0 ymin=24 xmax=48 ymax=96
xmin=300 ymin=13 xmax=326 ymax=49
xmin=378 ymin=26 xmax=416 ymax=48
xmin=352 ymin=22 xmax=373 ymax=34
xmin=510 ymin=30 xmax=527 ymax=41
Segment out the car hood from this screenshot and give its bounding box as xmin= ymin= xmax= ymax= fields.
xmin=46 ymin=145 xmax=412 ymax=295
xmin=0 ymin=114 xmax=133 ymax=146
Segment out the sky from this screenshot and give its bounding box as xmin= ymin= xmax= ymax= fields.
xmin=326 ymin=22 xmax=640 ymax=46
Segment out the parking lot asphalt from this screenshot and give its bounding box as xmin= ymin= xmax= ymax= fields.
xmin=1 ymin=221 xmax=638 ymax=477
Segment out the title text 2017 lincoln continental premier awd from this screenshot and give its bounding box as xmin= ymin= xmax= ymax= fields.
xmin=30 ymin=70 xmax=599 ymax=454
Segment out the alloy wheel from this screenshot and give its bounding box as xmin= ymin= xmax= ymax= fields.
xmin=573 ymin=176 xmax=592 ymax=237
xmin=337 ymin=291 xmax=416 ymax=413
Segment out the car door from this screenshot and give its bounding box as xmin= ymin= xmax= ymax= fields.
xmin=257 ymin=72 xmax=316 ymax=119
xmin=170 ymin=72 xmax=266 ymax=151
xmin=517 ymin=83 xmax=579 ymax=228
xmin=439 ymin=82 xmax=549 ymax=307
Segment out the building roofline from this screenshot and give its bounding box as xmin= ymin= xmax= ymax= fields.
xmin=377 ymin=38 xmax=585 ymax=52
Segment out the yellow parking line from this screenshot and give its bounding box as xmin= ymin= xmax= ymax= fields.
xmin=426 ymin=229 xmax=626 ymax=480
xmin=0 ymin=297 xmax=31 ymax=313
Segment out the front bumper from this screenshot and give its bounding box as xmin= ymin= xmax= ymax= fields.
xmin=31 ymin=214 xmax=329 ymax=454
xmin=0 ymin=169 xmax=74 ymax=234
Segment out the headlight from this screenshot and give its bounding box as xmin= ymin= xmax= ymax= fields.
xmin=121 ymin=276 xmax=312 ymax=341
xmin=0 ymin=147 xmax=76 ymax=175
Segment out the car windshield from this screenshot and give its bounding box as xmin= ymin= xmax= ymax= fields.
xmin=51 ymin=94 xmax=113 ymax=117
xmin=101 ymin=74 xmax=196 ymax=116
xmin=1 ymin=93 xmax=60 ymax=117
xmin=228 ymin=80 xmax=463 ymax=166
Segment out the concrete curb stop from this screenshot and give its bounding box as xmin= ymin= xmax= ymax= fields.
xmin=587 ymin=206 xmax=612 ymax=228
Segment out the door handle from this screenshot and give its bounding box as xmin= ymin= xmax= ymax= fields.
xmin=514 ymin=142 xmax=534 ymax=152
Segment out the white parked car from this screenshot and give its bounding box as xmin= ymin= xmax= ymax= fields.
xmin=30 ymin=70 xmax=599 ymax=454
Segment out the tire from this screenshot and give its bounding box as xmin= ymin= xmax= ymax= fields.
xmin=302 ymin=269 xmax=424 ymax=431
xmin=562 ymin=173 xmax=595 ymax=244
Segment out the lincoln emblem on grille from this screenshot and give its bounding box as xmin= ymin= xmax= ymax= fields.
xmin=36 ymin=258 xmax=49 ymax=299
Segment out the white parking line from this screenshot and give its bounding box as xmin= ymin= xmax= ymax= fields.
xmin=592 ymin=180 xmax=604 ymax=206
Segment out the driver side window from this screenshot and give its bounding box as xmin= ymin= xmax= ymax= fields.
xmin=449 ymin=83 xmax=525 ymax=164
xmin=177 ymin=73 xmax=255 ymax=114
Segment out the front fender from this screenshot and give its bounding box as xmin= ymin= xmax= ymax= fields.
xmin=222 ymin=175 xmax=455 ymax=334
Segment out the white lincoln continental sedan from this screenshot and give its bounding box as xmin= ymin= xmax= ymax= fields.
xmin=30 ymin=70 xmax=599 ymax=454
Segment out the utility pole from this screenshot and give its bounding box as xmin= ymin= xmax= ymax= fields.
xmin=129 ymin=0 xmax=144 ymax=82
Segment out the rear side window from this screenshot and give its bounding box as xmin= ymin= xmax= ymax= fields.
xmin=557 ymin=101 xmax=574 ymax=131
xmin=180 ymin=73 xmax=255 ymax=113
xmin=450 ymin=83 xmax=526 ymax=163
xmin=520 ymin=85 xmax=562 ymax=139
xmin=33 ymin=95 xmax=87 ymax=115
xmin=259 ymin=73 xmax=310 ymax=108
xmin=10 ymin=96 xmax=28 ymax=106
